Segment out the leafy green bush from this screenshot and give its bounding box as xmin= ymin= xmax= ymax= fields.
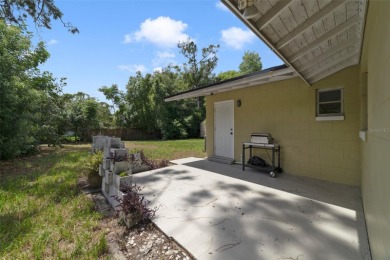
xmin=160 ymin=119 xmax=188 ymax=140
xmin=81 ymin=151 xmax=103 ymax=176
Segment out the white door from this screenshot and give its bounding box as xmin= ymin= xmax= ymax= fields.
xmin=214 ymin=100 xmax=234 ymax=158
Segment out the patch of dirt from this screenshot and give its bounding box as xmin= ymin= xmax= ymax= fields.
xmin=119 ymin=222 xmax=193 ymax=260
xmin=90 ymin=192 xmax=194 ymax=260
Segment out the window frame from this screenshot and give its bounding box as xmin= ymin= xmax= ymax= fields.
xmin=316 ymin=88 xmax=344 ymax=121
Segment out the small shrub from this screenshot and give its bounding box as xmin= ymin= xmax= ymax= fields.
xmin=113 ymin=183 xmax=158 ymax=227
xmin=81 ymin=151 xmax=103 ymax=176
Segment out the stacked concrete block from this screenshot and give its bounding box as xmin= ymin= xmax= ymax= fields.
xmin=92 ymin=136 xmax=132 ymax=209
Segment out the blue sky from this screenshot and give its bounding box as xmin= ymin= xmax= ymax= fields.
xmin=32 ymin=0 xmax=282 ymax=102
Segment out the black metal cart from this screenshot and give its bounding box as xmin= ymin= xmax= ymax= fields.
xmin=242 ymin=142 xmax=282 ymax=177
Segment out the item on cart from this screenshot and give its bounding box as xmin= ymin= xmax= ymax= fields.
xmin=250 ymin=133 xmax=273 ymax=144
xmin=247 ymin=156 xmax=267 ymax=167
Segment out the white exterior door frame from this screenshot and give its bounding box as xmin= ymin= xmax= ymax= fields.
xmin=214 ymin=100 xmax=234 ymax=159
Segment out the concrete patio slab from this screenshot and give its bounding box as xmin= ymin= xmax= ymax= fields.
xmin=132 ymin=158 xmax=371 ymax=260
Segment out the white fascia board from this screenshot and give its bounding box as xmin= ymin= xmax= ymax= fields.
xmin=165 ymin=67 xmax=296 ymax=102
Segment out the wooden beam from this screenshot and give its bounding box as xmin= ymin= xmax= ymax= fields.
xmin=307 ymin=55 xmax=357 ymax=83
xmin=276 ymin=0 xmax=346 ymax=49
xmin=256 ymin=0 xmax=293 ymax=30
xmin=289 ymin=15 xmax=359 ymax=62
xmin=355 ymin=0 xmax=368 ymax=65
xmin=298 ymin=39 xmax=356 ymax=71
xmin=304 ymin=52 xmax=357 ymax=79
xmin=221 ymin=0 xmax=311 ymax=86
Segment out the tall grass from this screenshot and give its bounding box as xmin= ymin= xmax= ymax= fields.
xmin=0 ymin=139 xmax=205 ymax=258
xmin=0 ymin=147 xmax=108 ymax=259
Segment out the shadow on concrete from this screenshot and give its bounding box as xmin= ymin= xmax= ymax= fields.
xmin=131 ymin=161 xmax=371 ymax=259
xmin=183 ymin=159 xmax=362 ymax=210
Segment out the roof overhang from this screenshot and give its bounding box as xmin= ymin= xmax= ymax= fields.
xmin=222 ymin=0 xmax=367 ymax=85
xmin=165 ymin=65 xmax=296 ymax=102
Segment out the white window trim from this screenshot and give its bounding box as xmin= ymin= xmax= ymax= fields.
xmin=316 ymin=115 xmax=345 ymax=121
xmin=316 ymin=88 xmax=344 ymax=120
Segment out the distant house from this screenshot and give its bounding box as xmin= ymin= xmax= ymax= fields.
xmin=166 ymin=1 xmax=389 ymax=258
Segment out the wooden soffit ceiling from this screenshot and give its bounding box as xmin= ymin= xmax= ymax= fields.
xmin=222 ymin=0 xmax=367 ymax=85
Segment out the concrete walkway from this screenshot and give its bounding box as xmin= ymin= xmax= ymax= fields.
xmin=132 ymin=158 xmax=371 ymax=260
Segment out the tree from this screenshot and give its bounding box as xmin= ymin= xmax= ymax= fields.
xmin=0 ymin=21 xmax=66 ymax=158
xmin=125 ymin=72 xmax=156 ymax=131
xmin=99 ymin=84 xmax=125 ymax=126
xmin=96 ymin=41 xmax=220 ymax=139
xmin=239 ymin=51 xmax=262 ymax=75
xmin=177 ymin=40 xmax=219 ymax=136
xmin=98 ymin=102 xmax=114 ymax=129
xmin=0 ymin=0 xmax=78 ymax=33
xmin=99 ymin=84 xmax=122 ymax=111
xmin=216 ymin=70 xmax=240 ymax=81
xmin=66 ymin=92 xmax=104 ymax=141
xmin=33 ymin=74 xmax=69 ymax=147
xmin=178 ymin=39 xmax=219 ymax=91
xmin=153 ymin=66 xmax=189 ymax=139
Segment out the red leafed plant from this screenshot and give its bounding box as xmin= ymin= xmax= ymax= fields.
xmin=113 ymin=183 xmax=158 ymax=227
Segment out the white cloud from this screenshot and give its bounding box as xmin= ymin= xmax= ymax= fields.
xmin=153 ymin=67 xmax=163 ymax=73
xmin=220 ymin=27 xmax=256 ymax=49
xmin=47 ymin=39 xmax=58 ymax=45
xmin=216 ymin=2 xmax=229 ymax=11
xmin=122 ymin=16 xmax=190 ymax=48
xmin=118 ymin=64 xmax=147 ymax=73
xmin=152 ymin=51 xmax=176 ymax=67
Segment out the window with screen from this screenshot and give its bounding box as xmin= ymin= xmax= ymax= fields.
xmin=317 ymin=88 xmax=343 ymax=117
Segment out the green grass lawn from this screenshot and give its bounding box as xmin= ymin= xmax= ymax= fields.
xmin=0 ymin=145 xmax=108 ymax=259
xmin=0 ymin=139 xmax=205 ymax=258
xmin=125 ymin=138 xmax=206 ymax=161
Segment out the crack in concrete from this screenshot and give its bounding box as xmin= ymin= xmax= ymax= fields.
xmin=215 ymin=241 xmax=241 ymax=252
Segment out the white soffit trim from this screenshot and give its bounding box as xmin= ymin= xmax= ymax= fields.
xmin=165 ymin=67 xmax=296 ymax=102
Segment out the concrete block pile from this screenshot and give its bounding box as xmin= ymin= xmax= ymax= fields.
xmin=92 ymin=136 xmax=132 ymax=209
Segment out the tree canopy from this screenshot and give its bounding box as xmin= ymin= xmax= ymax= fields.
xmin=0 ymin=12 xmax=264 ymax=159
xmin=0 ymin=21 xmax=59 ymax=158
xmin=216 ymin=70 xmax=241 ymax=81
xmin=0 ymin=0 xmax=78 ymax=33
xmin=178 ymin=39 xmax=219 ymax=89
xmin=217 ymin=51 xmax=263 ymax=81
xmin=99 ymin=40 xmax=220 ymax=140
xmin=239 ymin=51 xmax=262 ymax=74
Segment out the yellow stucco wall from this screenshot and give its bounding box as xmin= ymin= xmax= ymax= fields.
xmin=359 ymin=1 xmax=390 ymax=259
xmin=206 ymin=66 xmax=361 ymax=186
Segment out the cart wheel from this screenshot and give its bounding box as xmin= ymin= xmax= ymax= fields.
xmin=269 ymin=172 xmax=276 ymax=178
xmin=275 ymin=167 xmax=283 ymax=173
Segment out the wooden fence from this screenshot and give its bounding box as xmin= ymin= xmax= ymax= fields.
xmin=86 ymin=128 xmax=160 ymax=142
